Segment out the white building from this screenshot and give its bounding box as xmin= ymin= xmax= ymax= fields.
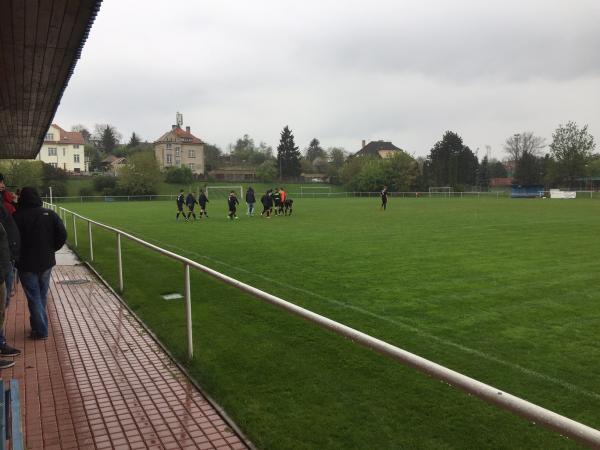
xmin=38 ymin=124 xmax=87 ymax=172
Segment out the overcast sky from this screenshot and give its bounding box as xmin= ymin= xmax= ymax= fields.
xmin=55 ymin=0 xmax=600 ymax=160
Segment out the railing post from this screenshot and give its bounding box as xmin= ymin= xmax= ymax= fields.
xmin=117 ymin=233 xmax=124 ymax=293
xmin=72 ymin=214 xmax=78 ymax=247
xmin=88 ymin=221 xmax=94 ymax=262
xmin=184 ymin=264 xmax=193 ymax=359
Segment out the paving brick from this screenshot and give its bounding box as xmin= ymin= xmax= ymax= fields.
xmin=5 ymin=264 xmax=249 ymax=449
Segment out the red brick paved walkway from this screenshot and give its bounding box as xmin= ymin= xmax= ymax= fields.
xmin=2 ymin=264 xmax=250 ymax=449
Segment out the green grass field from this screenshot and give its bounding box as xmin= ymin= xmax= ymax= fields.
xmin=59 ymin=197 xmax=600 ymax=449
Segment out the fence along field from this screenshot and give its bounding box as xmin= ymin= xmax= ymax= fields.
xmin=57 ymin=197 xmax=600 ymax=449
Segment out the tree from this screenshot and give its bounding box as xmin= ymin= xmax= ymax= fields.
xmin=504 ymin=132 xmax=545 ymax=162
xmin=93 ymin=124 xmax=121 ymax=153
xmin=550 ymin=121 xmax=596 ymax=187
xmin=328 ymin=147 xmax=347 ymax=169
xmin=203 ymin=143 xmax=223 ymax=172
xmin=426 ymin=131 xmax=478 ymax=189
xmin=256 ymin=160 xmax=277 ymax=182
xmin=127 ymin=132 xmax=141 ymax=148
xmin=478 ymin=156 xmax=490 ymax=190
xmin=231 ymin=134 xmax=256 ymax=163
xmin=513 ymin=152 xmax=544 ymax=186
xmin=488 ymin=159 xmax=508 ymax=178
xmin=118 ymin=152 xmax=162 ymax=195
xmin=71 ymin=124 xmax=91 ymax=144
xmin=165 ymin=166 xmax=194 ymax=184
xmin=1 ymin=160 xmax=44 ymax=191
xmin=277 ymin=126 xmax=301 ymax=178
xmin=306 ymin=138 xmax=326 ymax=161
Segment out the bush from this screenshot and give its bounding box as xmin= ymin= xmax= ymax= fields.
xmin=78 ymin=186 xmax=95 ymax=197
xmin=165 ymin=166 xmax=193 ymax=184
xmin=256 ymin=160 xmax=277 ymax=182
xmin=93 ymin=174 xmax=117 ymax=192
xmin=46 ymin=181 xmax=67 ymax=198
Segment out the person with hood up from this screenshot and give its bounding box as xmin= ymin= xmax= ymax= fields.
xmin=14 ymin=187 xmax=67 ymax=340
xmin=245 ymin=186 xmax=256 ymax=216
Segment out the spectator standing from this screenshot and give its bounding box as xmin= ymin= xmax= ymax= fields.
xmin=245 ymin=186 xmax=256 ymax=216
xmin=0 ymin=173 xmax=16 ymax=215
xmin=0 ymin=223 xmax=16 ymax=368
xmin=0 ymin=203 xmax=20 ymax=357
xmin=14 ymin=187 xmax=67 ymax=340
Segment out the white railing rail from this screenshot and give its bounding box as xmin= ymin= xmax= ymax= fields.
xmin=47 ymin=201 xmax=600 ymax=448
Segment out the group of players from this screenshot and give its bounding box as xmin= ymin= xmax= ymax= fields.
xmin=175 ymin=186 xmax=293 ymax=221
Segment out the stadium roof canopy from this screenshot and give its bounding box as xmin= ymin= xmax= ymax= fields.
xmin=0 ymin=0 xmax=102 ymax=159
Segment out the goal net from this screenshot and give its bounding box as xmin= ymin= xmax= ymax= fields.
xmin=428 ymin=186 xmax=453 ymax=198
xmin=300 ymin=186 xmax=332 ymax=198
xmin=205 ymin=185 xmax=243 ymax=200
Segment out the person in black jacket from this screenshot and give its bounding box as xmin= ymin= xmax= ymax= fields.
xmin=260 ymin=189 xmax=273 ymax=218
xmin=176 ymin=189 xmax=186 ymax=220
xmin=185 ymin=192 xmax=198 ymax=221
xmin=0 ymin=224 xmax=16 ymax=368
xmin=245 ymin=186 xmax=256 ymax=216
xmin=14 ymin=187 xmax=67 ymax=340
xmin=198 ymin=189 xmax=209 ymax=218
xmin=227 ymin=191 xmax=239 ymax=220
xmin=0 ymin=203 xmax=20 ymax=357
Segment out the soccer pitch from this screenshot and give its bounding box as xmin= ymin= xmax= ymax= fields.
xmin=61 ymin=197 xmax=600 ymax=449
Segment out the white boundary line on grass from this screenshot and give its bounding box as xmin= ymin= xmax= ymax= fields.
xmin=137 ymin=237 xmax=600 ymax=403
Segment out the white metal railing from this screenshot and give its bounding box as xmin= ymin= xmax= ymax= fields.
xmin=42 ymin=190 xmax=600 ymax=203
xmin=48 ymin=201 xmax=600 ymax=447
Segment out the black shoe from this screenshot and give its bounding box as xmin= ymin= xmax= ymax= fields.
xmin=0 ymin=344 xmax=21 ymax=357
xmin=0 ymin=359 xmax=15 ymax=369
xmin=30 ymin=332 xmax=48 ymax=341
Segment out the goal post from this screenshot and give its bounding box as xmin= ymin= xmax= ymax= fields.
xmin=205 ymin=185 xmax=243 ymax=200
xmin=428 ymin=186 xmax=453 ymax=198
xmin=300 ymin=186 xmax=332 ymax=198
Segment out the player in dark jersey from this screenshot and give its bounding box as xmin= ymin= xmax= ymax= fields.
xmin=227 ymin=191 xmax=239 ymax=220
xmin=185 ymin=192 xmax=198 ymax=221
xmin=198 ymin=190 xmax=209 ymax=218
xmin=272 ymin=188 xmax=281 ymax=215
xmin=380 ymin=186 xmax=389 ymax=211
xmin=176 ymin=190 xmax=186 ymax=220
xmin=261 ymin=189 xmax=273 ymax=218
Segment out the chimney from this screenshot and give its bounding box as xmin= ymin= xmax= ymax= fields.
xmin=172 ymin=125 xmax=177 ymax=130
xmin=362 ymin=139 xmax=366 ymax=148
xmin=186 ymin=126 xmax=190 ymax=133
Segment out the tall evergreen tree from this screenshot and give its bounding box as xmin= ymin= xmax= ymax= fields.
xmin=127 ymin=132 xmax=141 ymax=148
xmin=306 ymin=138 xmax=326 ymax=161
xmin=101 ymin=125 xmax=118 ymax=153
xmin=478 ymin=156 xmax=490 ymax=190
xmin=426 ymin=131 xmax=478 ymax=188
xmin=277 ymin=126 xmax=301 ymax=179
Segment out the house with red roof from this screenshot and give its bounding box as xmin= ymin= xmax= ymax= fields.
xmin=154 ymin=124 xmax=205 ymax=175
xmin=38 ymin=124 xmax=87 ymax=172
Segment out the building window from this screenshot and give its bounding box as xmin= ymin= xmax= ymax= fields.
xmin=175 ymin=147 xmax=180 ymax=156
xmin=166 ymin=143 xmax=172 ymax=149
xmin=63 ymin=148 xmax=66 ymax=156
xmin=166 ymin=154 xmax=172 ymax=164
xmin=50 ymin=162 xmax=57 ymax=168
xmin=45 ymin=133 xmax=54 ymax=141
xmin=48 ymin=148 xmax=57 ymax=156
xmin=73 ymin=144 xmax=79 ymax=149
xmin=188 ymin=149 xmax=195 ymax=158
xmin=74 ymin=154 xmax=80 ymax=163
xmin=189 ymin=163 xmax=195 ymax=170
